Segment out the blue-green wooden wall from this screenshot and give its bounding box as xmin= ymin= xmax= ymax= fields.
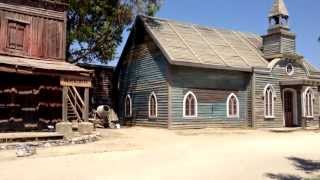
xmin=168 ymin=66 xmax=252 ymax=129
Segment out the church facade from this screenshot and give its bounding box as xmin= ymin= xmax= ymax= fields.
xmin=116 ymin=0 xmax=320 ymax=129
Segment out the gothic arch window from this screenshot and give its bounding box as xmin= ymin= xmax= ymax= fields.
xmin=264 ymin=84 xmax=276 ymax=118
xmin=303 ymin=87 xmax=314 ymax=117
xmin=183 ymin=91 xmax=197 ymax=118
xmin=125 ymin=94 xmax=132 ymax=117
xmin=227 ymin=93 xmax=239 ymax=118
xmin=148 ymin=92 xmax=158 ymax=118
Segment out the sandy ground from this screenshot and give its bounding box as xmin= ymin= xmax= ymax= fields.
xmin=0 ymin=127 xmax=320 ymax=180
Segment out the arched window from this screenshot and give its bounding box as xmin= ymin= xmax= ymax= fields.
xmin=125 ymin=94 xmax=132 ymax=117
xmin=264 ymin=84 xmax=276 ymax=118
xmin=227 ymin=93 xmax=239 ymax=118
xmin=183 ymin=91 xmax=197 ymax=118
xmin=303 ymin=87 xmax=314 ymax=117
xmin=149 ymin=92 xmax=158 ymax=118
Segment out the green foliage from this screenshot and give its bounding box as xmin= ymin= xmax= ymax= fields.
xmin=67 ymin=0 xmax=162 ymax=63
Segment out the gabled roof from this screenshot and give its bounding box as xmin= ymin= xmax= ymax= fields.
xmin=269 ymin=0 xmax=289 ymax=17
xmin=141 ymin=15 xmax=269 ymax=72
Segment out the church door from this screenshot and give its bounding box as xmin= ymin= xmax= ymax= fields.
xmin=284 ymin=91 xmax=294 ymax=127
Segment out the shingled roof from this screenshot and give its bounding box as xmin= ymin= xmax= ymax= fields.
xmin=0 ymin=55 xmax=90 ymax=73
xmin=141 ymin=15 xmax=268 ymax=71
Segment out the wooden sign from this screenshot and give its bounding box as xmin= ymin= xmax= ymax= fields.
xmin=60 ymin=79 xmax=91 ymax=88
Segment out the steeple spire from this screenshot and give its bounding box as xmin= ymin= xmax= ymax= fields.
xmin=269 ymin=0 xmax=289 ymax=17
xmin=262 ymin=0 xmax=296 ymax=59
xmin=268 ymin=0 xmax=289 ymax=29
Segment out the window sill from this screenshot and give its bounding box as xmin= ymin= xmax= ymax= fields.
xmin=227 ymin=116 xmax=240 ymax=119
xmin=264 ymin=116 xmax=275 ymax=120
xmin=304 ymin=116 xmax=314 ymax=119
xmin=183 ymin=116 xmax=198 ymax=119
xmin=148 ymin=117 xmax=158 ymax=120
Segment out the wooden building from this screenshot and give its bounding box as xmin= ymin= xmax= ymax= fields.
xmin=0 ymin=0 xmax=92 ymax=131
xmin=116 ymin=0 xmax=320 ymax=129
xmin=79 ymin=64 xmax=114 ymax=109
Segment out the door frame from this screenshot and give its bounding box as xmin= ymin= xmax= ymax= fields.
xmin=282 ymin=88 xmax=298 ymax=127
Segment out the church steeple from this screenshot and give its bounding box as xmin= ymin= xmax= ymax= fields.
xmin=262 ymin=0 xmax=296 ymax=60
xmin=268 ymin=0 xmax=289 ymax=29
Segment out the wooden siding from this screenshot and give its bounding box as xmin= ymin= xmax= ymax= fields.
xmin=254 ymin=59 xmax=319 ymax=128
xmin=168 ymin=66 xmax=251 ymax=129
xmin=118 ymin=38 xmax=169 ymax=128
xmin=92 ymin=69 xmax=113 ymax=108
xmin=263 ymin=34 xmax=281 ymax=57
xmin=263 ymin=33 xmax=295 ymax=57
xmin=80 ymin=65 xmax=114 ymax=108
xmin=280 ymin=36 xmax=295 ymax=54
xmin=0 ymin=3 xmax=66 ymax=60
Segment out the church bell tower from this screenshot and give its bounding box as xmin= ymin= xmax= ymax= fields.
xmin=262 ymin=0 xmax=297 ymax=60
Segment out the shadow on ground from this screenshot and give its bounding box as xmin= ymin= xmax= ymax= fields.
xmin=265 ymin=157 xmax=320 ymax=180
xmin=265 ymin=173 xmax=302 ymax=180
xmin=288 ymin=157 xmax=320 ymax=174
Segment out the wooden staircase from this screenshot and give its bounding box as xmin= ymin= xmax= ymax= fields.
xmin=67 ymin=101 xmax=78 ymax=121
xmin=65 ymin=87 xmax=85 ymax=122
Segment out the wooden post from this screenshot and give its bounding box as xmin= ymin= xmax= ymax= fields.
xmin=251 ymin=71 xmax=256 ymax=128
xmin=62 ymin=86 xmax=68 ymax=122
xmin=83 ymin=88 xmax=89 ymax=121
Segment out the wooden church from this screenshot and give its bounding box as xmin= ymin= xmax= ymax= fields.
xmin=116 ymin=0 xmax=320 ymax=129
xmin=0 ymin=0 xmax=92 ymax=131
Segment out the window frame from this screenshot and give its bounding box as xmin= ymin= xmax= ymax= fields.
xmin=302 ymin=87 xmax=314 ymax=118
xmin=124 ymin=94 xmax=132 ymax=118
xmin=226 ymin=93 xmax=240 ymax=118
xmin=6 ymin=19 xmax=28 ymax=52
xmin=264 ymin=84 xmax=276 ymax=118
xmin=183 ymin=91 xmax=198 ymax=118
xmin=286 ymin=63 xmax=294 ymax=76
xmin=148 ymin=92 xmax=158 ymax=118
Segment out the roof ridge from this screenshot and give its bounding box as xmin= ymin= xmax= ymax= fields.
xmin=140 ymin=15 xmax=261 ymax=38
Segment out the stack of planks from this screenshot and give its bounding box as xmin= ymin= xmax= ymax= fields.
xmin=0 ymin=73 xmax=62 ymax=132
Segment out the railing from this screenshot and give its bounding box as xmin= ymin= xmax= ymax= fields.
xmin=66 ymin=87 xmax=85 ymax=122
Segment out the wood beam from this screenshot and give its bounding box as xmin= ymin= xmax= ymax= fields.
xmin=62 ymin=86 xmax=68 ymax=121
xmin=83 ymin=88 xmax=89 ymax=121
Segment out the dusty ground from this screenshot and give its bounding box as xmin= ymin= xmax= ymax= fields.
xmin=1 ymin=127 xmax=320 ymax=180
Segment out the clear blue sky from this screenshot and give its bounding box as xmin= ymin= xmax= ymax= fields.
xmin=110 ymin=0 xmax=320 ymax=68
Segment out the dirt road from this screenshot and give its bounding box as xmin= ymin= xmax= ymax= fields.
xmin=0 ymin=127 xmax=320 ymax=180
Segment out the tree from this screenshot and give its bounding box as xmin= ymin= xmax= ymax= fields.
xmin=67 ymin=0 xmax=162 ymax=63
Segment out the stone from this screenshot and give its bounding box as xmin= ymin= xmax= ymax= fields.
xmin=44 ymin=143 xmax=51 ymax=148
xmin=78 ymin=122 xmax=94 ymax=135
xmin=16 ymin=144 xmax=36 ymax=157
xmin=56 ymin=122 xmax=73 ymax=139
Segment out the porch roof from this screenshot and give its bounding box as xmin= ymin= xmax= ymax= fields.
xmin=0 ymin=55 xmax=92 ymax=78
xmin=280 ymin=79 xmax=320 ymax=86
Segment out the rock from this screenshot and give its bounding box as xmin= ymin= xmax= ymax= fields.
xmin=44 ymin=143 xmax=51 ymax=148
xmin=78 ymin=122 xmax=94 ymax=135
xmin=56 ymin=122 xmax=73 ymax=139
xmin=16 ymin=144 xmax=36 ymax=157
